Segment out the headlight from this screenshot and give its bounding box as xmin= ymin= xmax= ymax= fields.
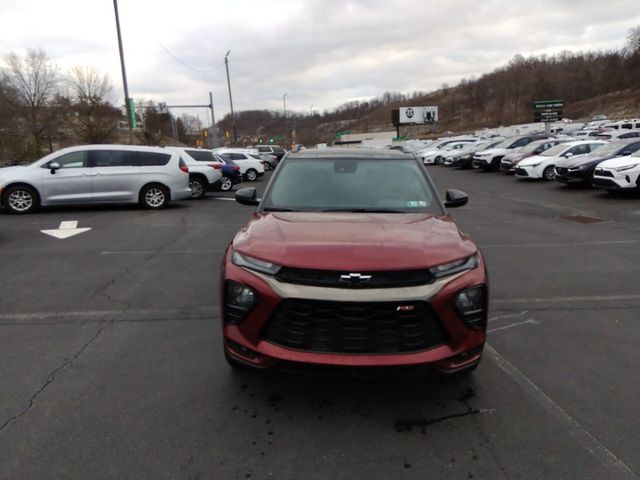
xmin=525 ymin=162 xmax=541 ymax=168
xmin=232 ymin=251 xmax=281 ymax=275
xmin=429 ymin=254 xmax=479 ymax=279
xmin=614 ymin=164 xmax=638 ymax=172
xmin=224 ymin=281 xmax=257 ymax=324
xmin=568 ymin=165 xmax=586 ymax=171
xmin=454 ymin=286 xmax=487 ymax=329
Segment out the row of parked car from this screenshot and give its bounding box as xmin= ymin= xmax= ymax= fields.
xmin=0 ymin=144 xmax=288 ymax=214
xmin=407 ymin=128 xmax=640 ymax=195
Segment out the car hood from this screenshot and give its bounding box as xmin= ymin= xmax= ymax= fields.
xmin=232 ymin=212 xmax=477 ymax=271
xmin=476 ymin=148 xmax=508 ymax=157
xmin=519 ymin=154 xmax=557 ymax=166
xmin=555 ymin=154 xmax=615 ymax=168
xmin=503 ymin=151 xmax=529 ymax=162
xmin=0 ymin=165 xmax=29 ymax=181
xmin=597 ymin=156 xmax=640 ymax=169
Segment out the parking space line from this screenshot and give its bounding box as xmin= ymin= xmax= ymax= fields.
xmin=100 ymin=250 xmax=226 ymax=255
xmin=481 ymin=240 xmax=637 ymax=248
xmin=486 ymin=344 xmax=637 ymax=479
xmin=487 ymin=318 xmax=538 ymax=333
xmin=493 ymin=293 xmax=640 ymax=305
xmin=0 ymin=306 xmax=219 ymax=324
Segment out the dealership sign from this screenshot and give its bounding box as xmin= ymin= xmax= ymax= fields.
xmin=533 ymin=99 xmax=564 ymax=123
xmin=392 ymin=106 xmax=438 ymax=125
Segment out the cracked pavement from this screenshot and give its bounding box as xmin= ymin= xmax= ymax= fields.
xmin=1 ymin=170 xmax=639 ymax=479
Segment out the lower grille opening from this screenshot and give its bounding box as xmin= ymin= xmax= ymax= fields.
xmin=261 ymin=299 xmax=447 ymax=354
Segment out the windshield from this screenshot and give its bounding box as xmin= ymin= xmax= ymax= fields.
xmin=541 ymin=143 xmax=572 ymax=156
xmin=261 ymin=158 xmax=442 ymax=214
xmin=587 ymin=141 xmax=630 ymax=157
xmin=520 ymin=141 xmax=547 ymax=153
xmin=492 ymin=139 xmax=513 ymax=149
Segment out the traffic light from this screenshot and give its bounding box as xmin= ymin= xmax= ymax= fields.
xmin=269 ymin=137 xmax=274 ymax=143
xmin=258 ymin=137 xmax=263 ymax=144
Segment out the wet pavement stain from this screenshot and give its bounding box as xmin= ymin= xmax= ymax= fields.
xmin=394 ymin=407 xmax=481 ymax=433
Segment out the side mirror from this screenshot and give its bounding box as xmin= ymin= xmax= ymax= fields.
xmin=49 ymin=162 xmax=61 ymax=174
xmin=444 ymin=189 xmax=469 ymax=208
xmin=235 ymin=187 xmax=260 ymax=206
xmin=563 ymin=152 xmax=574 ymax=158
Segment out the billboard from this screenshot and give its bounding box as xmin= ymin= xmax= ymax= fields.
xmin=397 ymin=106 xmax=438 ymax=124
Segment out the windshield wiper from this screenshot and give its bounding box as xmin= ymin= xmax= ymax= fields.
xmin=320 ymin=208 xmax=406 ymax=213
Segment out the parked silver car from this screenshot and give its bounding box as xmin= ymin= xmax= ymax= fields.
xmin=0 ymin=145 xmax=192 ymax=214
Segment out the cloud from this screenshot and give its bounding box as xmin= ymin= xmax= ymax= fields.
xmin=1 ymin=0 xmax=639 ymax=123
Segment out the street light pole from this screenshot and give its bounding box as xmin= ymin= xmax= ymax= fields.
xmin=309 ymin=104 xmax=314 ymax=116
xmin=283 ymin=93 xmax=288 ymax=118
xmin=112 ymin=0 xmax=134 ymax=144
xmin=224 ymin=50 xmax=237 ymax=144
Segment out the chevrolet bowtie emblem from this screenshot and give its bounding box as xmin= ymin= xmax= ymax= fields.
xmin=339 ymin=273 xmax=373 ymax=285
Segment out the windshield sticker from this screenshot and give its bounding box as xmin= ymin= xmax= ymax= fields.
xmin=406 ymin=201 xmax=426 ymax=207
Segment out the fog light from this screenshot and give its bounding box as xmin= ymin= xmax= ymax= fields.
xmin=224 ymin=282 xmax=257 ymax=324
xmin=454 ymin=286 xmax=486 ymax=330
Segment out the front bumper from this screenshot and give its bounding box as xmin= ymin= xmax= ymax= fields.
xmin=592 ymin=169 xmax=638 ymax=190
xmin=554 ymin=167 xmax=591 ymax=184
xmin=220 ymin=251 xmax=488 ymax=374
xmin=515 ymin=166 xmax=541 ymax=178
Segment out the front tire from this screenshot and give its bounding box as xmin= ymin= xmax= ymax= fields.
xmin=220 ymin=176 xmax=233 ymax=192
xmin=542 ymin=166 xmax=555 ymax=181
xmin=140 ymin=184 xmax=169 ymax=209
xmin=245 ymin=169 xmax=258 ymax=182
xmin=3 ymin=185 xmax=38 ymax=214
xmin=189 ymin=177 xmax=206 ymax=199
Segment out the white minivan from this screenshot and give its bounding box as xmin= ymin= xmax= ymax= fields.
xmin=0 ymin=145 xmax=192 ymax=214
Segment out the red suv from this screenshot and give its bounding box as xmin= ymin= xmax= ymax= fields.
xmin=221 ymin=148 xmax=488 ymax=376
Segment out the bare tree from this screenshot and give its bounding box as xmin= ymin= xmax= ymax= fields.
xmin=626 ymin=25 xmax=640 ymax=55
xmin=2 ymin=48 xmax=60 ymax=156
xmin=68 ymin=66 xmax=120 ymax=143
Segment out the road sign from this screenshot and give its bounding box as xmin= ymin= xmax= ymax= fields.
xmin=158 ymin=102 xmax=168 ymax=114
xmin=533 ymin=99 xmax=564 ymax=123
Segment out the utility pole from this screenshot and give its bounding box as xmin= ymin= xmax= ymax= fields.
xmin=283 ymin=93 xmax=288 ymax=118
xmin=113 ymin=0 xmax=134 ymax=144
xmin=209 ymin=91 xmax=218 ymax=148
xmin=224 ymin=50 xmax=237 ymax=144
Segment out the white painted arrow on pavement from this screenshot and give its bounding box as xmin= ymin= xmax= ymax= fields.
xmin=41 ymin=221 xmax=91 ymax=239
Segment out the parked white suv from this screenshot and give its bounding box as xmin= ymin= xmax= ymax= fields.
xmin=0 ymin=145 xmax=191 ymax=214
xmin=211 ymin=148 xmax=265 ymax=181
xmin=592 ymin=150 xmax=640 ymax=194
xmin=515 ymin=141 xmax=606 ymax=180
xmin=165 ymin=146 xmax=222 ymax=199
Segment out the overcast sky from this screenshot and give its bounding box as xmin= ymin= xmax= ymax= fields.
xmin=1 ymin=0 xmax=639 ymax=123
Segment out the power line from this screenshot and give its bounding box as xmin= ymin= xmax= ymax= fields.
xmin=157 ymin=42 xmax=224 ymax=73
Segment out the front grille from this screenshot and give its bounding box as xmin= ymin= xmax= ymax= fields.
xmin=594 ymin=168 xmax=614 ymax=178
xmin=515 ymin=168 xmax=529 ymax=176
xmin=261 ymin=299 xmax=447 ymax=354
xmin=592 ymin=178 xmax=619 ymax=189
xmin=276 ymin=267 xmax=433 ymax=289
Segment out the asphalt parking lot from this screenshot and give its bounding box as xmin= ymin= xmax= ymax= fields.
xmin=1 ymin=166 xmax=639 ymax=479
